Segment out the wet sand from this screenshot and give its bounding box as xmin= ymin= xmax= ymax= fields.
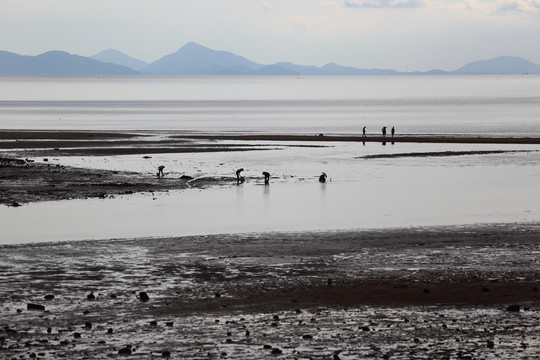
xmin=1 ymin=225 xmax=540 ymax=359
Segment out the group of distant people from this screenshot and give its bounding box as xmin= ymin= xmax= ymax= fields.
xmin=362 ymin=126 xmax=395 ymax=137
xmin=236 ymin=168 xmax=327 ymax=185
xmin=155 ymin=127 xmax=397 ymax=184
xmin=156 ymin=165 xmax=327 ymax=184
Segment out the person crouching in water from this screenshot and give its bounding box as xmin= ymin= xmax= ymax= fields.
xmin=236 ymin=168 xmax=245 ymax=184
xmin=318 ymin=172 xmax=327 ymax=183
xmin=262 ymin=171 xmax=270 ymax=185
xmin=157 ymin=165 xmax=165 ymax=178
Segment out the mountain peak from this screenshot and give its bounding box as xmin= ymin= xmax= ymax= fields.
xmin=91 ymin=49 xmax=148 ymax=71
xmin=144 ymin=42 xmax=260 ymax=75
xmin=454 ymin=56 xmax=540 ymax=74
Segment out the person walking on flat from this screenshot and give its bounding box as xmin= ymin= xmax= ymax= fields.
xmin=391 ymin=126 xmax=395 ymax=137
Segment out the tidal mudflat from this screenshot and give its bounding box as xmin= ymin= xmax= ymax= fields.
xmin=1 ymin=226 xmax=540 ymax=359
xmin=1 ymin=130 xmax=539 ymax=359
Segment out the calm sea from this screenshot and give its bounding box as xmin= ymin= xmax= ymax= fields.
xmin=1 ymin=74 xmax=539 ymax=136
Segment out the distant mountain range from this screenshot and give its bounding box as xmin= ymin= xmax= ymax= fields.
xmin=1 ymin=42 xmax=540 ymax=75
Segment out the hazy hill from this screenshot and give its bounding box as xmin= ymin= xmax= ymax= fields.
xmin=143 ymin=42 xmax=262 ymax=75
xmin=91 ymin=49 xmax=148 ymax=71
xmin=453 ymin=56 xmax=540 ymax=74
xmin=1 ymin=44 xmax=540 ymax=75
xmin=0 ymin=50 xmax=138 ymax=74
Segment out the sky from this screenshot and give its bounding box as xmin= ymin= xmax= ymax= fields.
xmin=1 ymin=0 xmax=539 ymax=71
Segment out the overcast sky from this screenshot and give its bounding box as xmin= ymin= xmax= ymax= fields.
xmin=1 ymin=0 xmax=539 ymax=71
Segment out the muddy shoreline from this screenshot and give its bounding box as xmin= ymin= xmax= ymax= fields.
xmin=1 ymin=225 xmax=540 ymax=359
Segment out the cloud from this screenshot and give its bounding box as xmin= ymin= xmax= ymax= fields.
xmin=345 ymin=0 xmax=425 ymax=8
xmin=345 ymin=0 xmax=540 ymax=11
xmin=495 ymin=0 xmax=540 ymax=12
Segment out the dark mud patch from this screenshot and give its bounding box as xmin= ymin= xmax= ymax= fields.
xmin=356 ymin=149 xmax=537 ymax=159
xmin=0 ymin=157 xmax=229 ymax=205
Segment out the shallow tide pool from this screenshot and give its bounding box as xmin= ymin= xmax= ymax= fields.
xmin=1 ymin=143 xmax=538 ymax=245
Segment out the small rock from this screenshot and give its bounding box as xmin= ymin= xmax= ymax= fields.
xmin=166 ymin=322 xmax=174 ymax=327
xmin=150 ymin=320 xmax=158 ymax=326
xmin=107 ymin=328 xmax=114 ymax=334
xmin=47 ymin=327 xmax=52 ymax=334
xmin=361 ymin=326 xmax=370 ymax=332
xmin=245 ymin=329 xmax=250 ymax=337
xmin=214 ymin=292 xmax=221 ymax=298
xmin=10 ymin=202 xmax=21 ymax=207
xmin=27 ymin=303 xmax=45 ymax=311
xmin=85 ymin=321 xmax=92 ymax=329
xmin=271 ymin=348 xmax=283 ymax=354
xmin=162 ymin=350 xmax=171 ymax=357
xmin=273 ymin=315 xmax=280 ymax=321
xmin=44 ymin=294 xmax=55 ymax=301
xmin=333 ymin=355 xmax=342 ymax=360
xmin=302 ymin=334 xmax=313 ymax=340
xmin=143 ymin=156 xmax=152 ymax=159
xmin=263 ymin=345 xmax=272 ymax=349
xmin=487 ymin=340 xmax=495 ymax=348
xmin=87 ymin=293 xmax=96 ymax=301
xmin=506 ymin=304 xmax=520 ymax=312
xmin=118 ymin=346 xmax=132 ymax=355
xmin=139 ymin=292 xmax=150 ymax=302
xmin=73 ymin=332 xmax=81 ymax=339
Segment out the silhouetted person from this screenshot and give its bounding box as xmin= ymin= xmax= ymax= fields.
xmin=157 ymin=165 xmax=165 ymax=178
xmin=318 ymin=172 xmax=327 ymax=183
xmin=362 ymin=126 xmax=366 ymax=137
xmin=391 ymin=126 xmax=395 ymax=137
xmin=236 ymin=168 xmax=244 ymax=184
xmin=382 ymin=126 xmax=387 ymax=136
xmin=262 ymin=171 xmax=270 ymax=185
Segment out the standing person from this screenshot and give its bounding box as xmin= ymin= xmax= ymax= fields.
xmin=382 ymin=126 xmax=387 ymax=136
xmin=362 ymin=126 xmax=366 ymax=137
xmin=262 ymin=171 xmax=270 ymax=185
xmin=236 ymin=168 xmax=244 ymax=184
xmin=391 ymin=126 xmax=395 ymax=137
xmin=318 ymin=172 xmax=327 ymax=183
xmin=157 ymin=165 xmax=165 ymax=178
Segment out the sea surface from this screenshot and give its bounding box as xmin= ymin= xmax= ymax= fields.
xmin=0 ymin=75 xmax=539 ymax=244
xmin=1 ymin=74 xmax=540 ymax=136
